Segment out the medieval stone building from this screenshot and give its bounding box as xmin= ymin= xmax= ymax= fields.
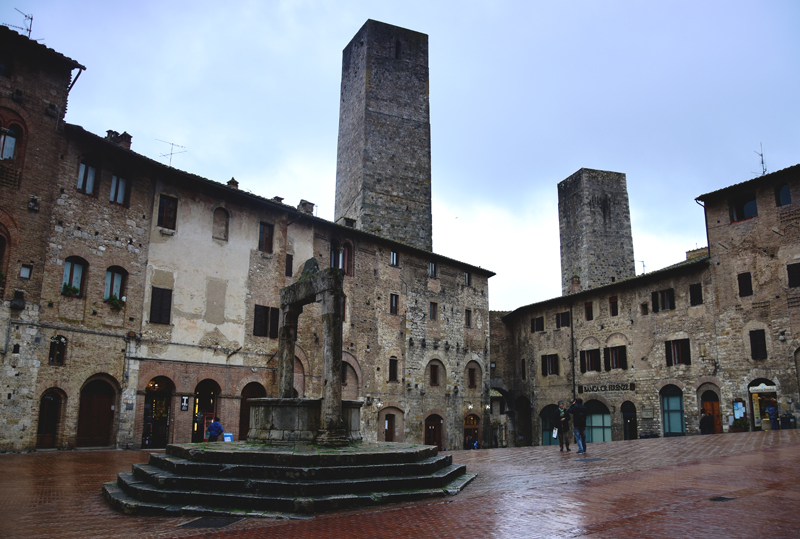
xmin=0 ymin=21 xmax=493 ymax=453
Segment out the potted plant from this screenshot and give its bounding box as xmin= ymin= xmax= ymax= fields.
xmin=61 ymin=283 xmax=80 ymax=297
xmin=731 ymin=418 xmax=750 ymax=432
xmin=105 ymin=294 xmax=126 ymax=311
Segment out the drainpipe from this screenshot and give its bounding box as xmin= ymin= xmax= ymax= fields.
xmin=570 ymin=303 xmax=576 ymax=400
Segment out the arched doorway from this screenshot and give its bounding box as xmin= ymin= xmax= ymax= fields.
xmin=539 ymin=404 xmax=559 ymax=446
xmin=424 ymin=414 xmax=444 ymax=450
xmin=661 ymin=384 xmax=685 ymax=437
xmin=77 ymin=378 xmax=116 ymax=447
xmin=621 ymin=401 xmax=638 ymax=440
xmin=464 ymin=414 xmax=480 ymax=449
xmin=700 ymin=390 xmax=721 ymax=434
xmin=239 ymin=382 xmax=267 ymax=440
xmin=748 ymin=378 xmax=778 ymax=431
xmin=142 ymin=376 xmax=174 ymax=448
xmin=192 ymin=379 xmax=221 ymax=442
xmin=585 ymin=400 xmax=612 ymax=443
xmin=515 ymin=396 xmax=532 ymax=446
xmin=341 ymin=359 xmax=360 ymax=400
xmin=378 ymin=406 xmax=404 ymax=442
xmin=36 ymin=389 xmax=63 ymax=449
xmin=293 ymin=357 xmax=305 ymax=398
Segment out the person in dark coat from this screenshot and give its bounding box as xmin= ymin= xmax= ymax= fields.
xmin=569 ymin=398 xmax=588 ymax=453
xmin=766 ymin=402 xmax=780 ymax=431
xmin=554 ymin=401 xmax=571 ymax=451
xmin=699 ymin=409 xmax=714 ymax=435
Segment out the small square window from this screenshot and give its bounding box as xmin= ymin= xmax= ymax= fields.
xmin=19 ymin=264 xmax=32 ymax=279
xmin=531 ymin=316 xmax=544 ymax=332
xmin=738 ymin=272 xmax=753 ymax=297
xmin=541 ymin=354 xmax=559 ymax=376
xmin=585 ymin=302 xmax=593 ymax=321
xmin=390 ymin=293 xmax=399 ymax=315
xmin=689 ymin=283 xmax=703 ymax=306
xmin=641 ymin=303 xmax=649 ymax=315
xmin=77 ymin=162 xmax=98 ymax=195
xmin=429 ymin=262 xmax=438 ymax=278
xmin=464 ymin=272 xmax=471 ymax=286
xmin=609 ymin=296 xmax=618 ymax=317
xmin=465 ymin=309 xmax=472 ymax=328
xmin=730 ymin=194 xmax=758 ymax=222
xmin=109 ymin=175 xmax=128 ymax=205
xmin=157 ymin=195 xmax=178 ymax=230
xmin=390 ymin=251 xmax=398 ymax=266
xmin=429 ymin=302 xmax=438 ymax=321
xmin=258 ymin=222 xmax=274 ymax=253
xmin=665 ymin=339 xmax=691 ymax=366
xmin=555 ymin=311 xmax=570 ymax=328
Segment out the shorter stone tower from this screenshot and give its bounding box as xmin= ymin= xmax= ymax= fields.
xmin=558 ymin=168 xmax=636 ymax=294
xmin=334 ymin=20 xmax=432 ymax=251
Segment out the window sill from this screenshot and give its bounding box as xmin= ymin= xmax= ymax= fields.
xmin=260 ymin=252 xmax=273 ymax=259
xmin=159 ymin=228 xmax=176 ymax=236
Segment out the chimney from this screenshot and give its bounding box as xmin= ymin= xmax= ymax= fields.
xmin=297 ymin=200 xmax=315 ymax=215
xmin=105 ymin=130 xmax=132 ymax=150
xmin=570 ymin=276 xmax=581 ymax=294
xmin=272 ymin=196 xmax=284 ymax=204
xmin=227 ymin=177 xmax=239 ymax=189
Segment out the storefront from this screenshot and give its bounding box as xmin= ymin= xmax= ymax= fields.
xmin=749 ymin=379 xmax=778 ymax=431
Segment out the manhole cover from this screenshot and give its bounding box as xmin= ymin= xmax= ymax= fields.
xmin=179 ymin=517 xmax=242 ymax=529
xmin=709 ymin=496 xmax=735 ymax=502
xmin=577 ymin=458 xmax=605 ymax=462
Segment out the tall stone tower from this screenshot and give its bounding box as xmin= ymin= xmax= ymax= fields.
xmin=558 ymin=168 xmax=636 ymax=295
xmin=334 ymin=20 xmax=433 ymax=252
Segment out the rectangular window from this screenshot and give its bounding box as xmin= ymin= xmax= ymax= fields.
xmin=19 ymin=264 xmax=32 ymax=279
xmin=77 ymin=162 xmax=97 ymax=195
xmin=788 ymin=264 xmax=800 ymax=288
xmin=531 ymin=316 xmax=544 ymax=332
xmin=429 ymin=262 xmax=437 ymax=278
xmin=48 ymin=336 xmax=67 ymax=365
xmin=520 ymin=358 xmax=526 ymax=380
xmin=104 ymin=269 xmax=126 ymax=300
xmin=389 ymin=357 xmax=398 ymax=382
xmin=342 ymin=295 xmax=346 ymax=323
xmin=541 ymin=354 xmax=559 ymax=377
xmin=464 ymin=272 xmax=471 ymax=286
xmin=609 ymin=296 xmax=618 ymax=317
xmin=585 ymin=302 xmax=593 ymax=321
xmin=429 ymin=302 xmax=438 ymax=321
xmin=580 ymin=349 xmax=602 ymax=373
xmin=390 ymin=293 xmax=399 ymax=315
xmin=468 ymin=367 xmax=477 ymax=388
xmin=555 ymin=311 xmax=570 ymax=329
xmin=157 ymin=195 xmax=177 ymax=230
xmin=285 ymin=254 xmax=293 ymax=277
xmin=109 ymin=175 xmax=128 ymax=205
xmin=641 ymin=303 xmax=649 ymax=315
xmin=258 ymin=222 xmax=274 ymax=253
xmin=651 ymin=288 xmax=675 ymax=312
xmin=430 ymin=364 xmax=439 ymax=386
xmin=253 ymin=305 xmax=280 ymax=338
xmin=750 ymin=330 xmax=767 ymax=360
xmin=665 ymin=339 xmax=691 ymax=366
xmin=689 ymin=283 xmax=703 ymax=306
xmin=390 ymin=251 xmax=398 ymax=266
xmin=738 ymin=272 xmax=753 ymax=297
xmin=604 ymin=346 xmax=628 ymax=370
xmin=730 ymin=194 xmax=758 ymax=222
xmin=149 ymin=287 xmax=172 ymax=325
xmin=465 ymin=309 xmax=472 ymax=328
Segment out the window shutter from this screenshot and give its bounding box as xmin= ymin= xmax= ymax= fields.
xmin=150 ymin=287 xmax=172 ymax=324
xmin=603 ymin=348 xmax=611 ymax=371
xmin=682 ymin=340 xmax=691 ymax=365
xmin=668 ymin=289 xmax=675 ymax=310
xmin=269 ymin=307 xmax=280 ymax=339
xmin=652 ymin=291 xmax=660 ymax=313
xmin=580 ymin=350 xmax=586 ymax=373
xmin=619 ymin=347 xmax=628 ymax=370
xmin=253 ymin=305 xmax=267 ymax=336
xmin=665 ymin=341 xmax=673 ymax=367
xmin=541 ymin=355 xmax=548 ymax=377
xmin=553 ymin=355 xmax=559 ymax=376
xmin=555 ymin=313 xmax=561 ymax=329
xmin=750 ymin=330 xmax=767 ymax=360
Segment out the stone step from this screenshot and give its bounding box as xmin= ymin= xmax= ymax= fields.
xmin=149 ymin=452 xmax=453 ymax=481
xmin=131 ymin=461 xmax=467 ymax=497
xmin=111 ymin=469 xmax=474 ymax=514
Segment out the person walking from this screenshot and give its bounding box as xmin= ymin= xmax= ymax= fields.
xmin=569 ymin=398 xmax=588 ymax=453
xmin=699 ymin=409 xmax=714 ymax=435
xmin=554 ymin=401 xmax=571 ymax=451
xmin=207 ymin=416 xmax=224 ymax=442
xmin=766 ymin=402 xmax=780 ymax=431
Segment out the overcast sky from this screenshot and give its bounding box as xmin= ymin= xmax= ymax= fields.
xmin=4 ymin=1 xmax=799 ymax=311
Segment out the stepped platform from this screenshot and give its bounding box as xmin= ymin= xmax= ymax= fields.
xmin=103 ymin=441 xmax=475 ymax=517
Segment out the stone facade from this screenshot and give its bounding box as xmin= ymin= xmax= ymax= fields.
xmin=494 ymin=164 xmax=800 ymax=447
xmin=558 ymin=168 xmax=636 ymax=295
xmin=0 ymin=23 xmax=493 ymax=453
xmin=334 ymin=20 xmax=433 ymax=252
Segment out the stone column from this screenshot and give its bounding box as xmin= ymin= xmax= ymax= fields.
xmin=317 ymin=288 xmax=347 ymax=446
xmin=277 ymin=306 xmax=301 ymax=398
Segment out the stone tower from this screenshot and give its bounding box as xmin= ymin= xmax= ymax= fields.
xmin=334 ymin=20 xmax=432 ymax=252
xmin=558 ymin=168 xmax=636 ymax=295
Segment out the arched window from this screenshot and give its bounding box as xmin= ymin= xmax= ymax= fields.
xmin=330 ymin=239 xmax=354 ymax=276
xmin=104 ymin=266 xmax=127 ymax=301
xmin=0 ymin=124 xmax=21 ymax=160
xmin=330 ymin=239 xmax=341 ymax=269
xmin=62 ymin=256 xmax=88 ymax=297
xmin=776 ymin=184 xmax=792 ymax=207
xmin=212 ymin=207 xmax=229 ymax=241
xmin=49 ymin=335 xmax=67 ymax=365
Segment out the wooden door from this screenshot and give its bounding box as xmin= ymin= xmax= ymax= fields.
xmin=77 ymin=380 xmax=115 ymax=447
xmin=385 ymin=413 xmax=395 ymax=442
xmin=36 ymin=392 xmax=61 ymax=449
xmin=425 ymin=415 xmax=442 ymax=449
xmin=703 ymin=400 xmax=722 ymax=434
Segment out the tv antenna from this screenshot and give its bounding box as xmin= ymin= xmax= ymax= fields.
xmin=156 ymin=139 xmax=187 ymax=167
xmin=637 ymin=260 xmax=646 ymax=274
xmin=3 ymin=9 xmax=34 ymax=38
xmin=753 ymin=143 xmax=767 ymax=176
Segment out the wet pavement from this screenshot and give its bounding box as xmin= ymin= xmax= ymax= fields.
xmin=4 ymin=430 xmax=800 ymax=538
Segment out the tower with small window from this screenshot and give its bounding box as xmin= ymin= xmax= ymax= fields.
xmin=557 ymin=168 xmax=636 ymax=294
xmin=334 ymin=20 xmax=433 ymax=251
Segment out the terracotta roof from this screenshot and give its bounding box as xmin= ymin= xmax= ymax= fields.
xmin=0 ymin=25 xmax=86 ymax=70
xmin=696 ymin=164 xmax=800 ymax=201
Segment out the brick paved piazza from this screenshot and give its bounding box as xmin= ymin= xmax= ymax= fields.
xmin=4 ymin=431 xmax=800 ymax=539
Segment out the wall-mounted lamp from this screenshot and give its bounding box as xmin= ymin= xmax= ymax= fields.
xmin=485 ymin=404 xmax=491 ymax=410
xmin=779 ymin=331 xmax=786 ymax=342
xmin=467 ymin=403 xmax=474 ymax=410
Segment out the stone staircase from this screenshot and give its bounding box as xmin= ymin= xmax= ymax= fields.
xmin=103 ymin=442 xmax=475 ymax=517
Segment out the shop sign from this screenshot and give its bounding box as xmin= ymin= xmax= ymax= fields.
xmin=181 ymin=395 xmax=190 ymax=411
xmin=749 ymin=383 xmax=777 ymax=393
xmin=641 ymin=408 xmax=654 ymax=419
xmin=581 ymin=383 xmax=633 ymax=393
